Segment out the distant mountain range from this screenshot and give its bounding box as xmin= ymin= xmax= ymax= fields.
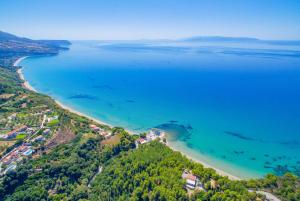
xmin=0 ymin=31 xmax=71 ymax=54
xmin=181 ymin=36 xmax=300 ymax=46
xmin=0 ymin=31 xmax=71 ymax=45
xmin=0 ymin=31 xmax=31 ymax=41
xmin=0 ymin=31 xmax=71 ymax=67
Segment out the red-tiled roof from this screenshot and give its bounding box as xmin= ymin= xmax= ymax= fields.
xmin=183 ymin=173 xmax=197 ymax=181
xmin=6 ymin=125 xmax=27 ymax=136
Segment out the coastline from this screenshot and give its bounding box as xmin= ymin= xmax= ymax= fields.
xmin=13 ymin=56 xmax=28 ymax=67
xmin=14 ymin=56 xmax=37 ymax=93
xmin=167 ymin=140 xmax=241 ymax=180
xmin=16 ymin=56 xmax=242 ymax=181
xmin=17 ymin=68 xmax=37 ymax=92
xmin=54 ymin=100 xmax=113 ymax=128
xmin=53 ymin=101 xmax=136 ymax=135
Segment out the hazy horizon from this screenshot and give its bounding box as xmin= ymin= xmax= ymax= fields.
xmin=1 ymin=0 xmax=300 ymax=40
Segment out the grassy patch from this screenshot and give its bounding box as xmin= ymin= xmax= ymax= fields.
xmin=47 ymin=119 xmax=59 ymax=127
xmin=16 ymin=133 xmax=26 ymax=140
xmin=17 ymin=113 xmax=28 ymax=118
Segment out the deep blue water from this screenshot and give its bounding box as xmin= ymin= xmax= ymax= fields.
xmin=21 ymin=41 xmax=300 ymax=179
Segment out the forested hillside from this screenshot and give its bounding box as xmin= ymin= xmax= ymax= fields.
xmin=90 ymin=141 xmax=259 ymax=201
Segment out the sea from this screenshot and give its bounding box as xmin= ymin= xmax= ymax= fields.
xmin=21 ymin=40 xmax=300 ymax=179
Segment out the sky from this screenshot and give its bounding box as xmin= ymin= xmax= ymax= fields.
xmin=0 ymin=0 xmax=300 ymax=40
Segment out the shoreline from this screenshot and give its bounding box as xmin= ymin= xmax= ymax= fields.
xmin=167 ymin=140 xmax=241 ymax=180
xmin=17 ymin=68 xmax=37 ymax=92
xmin=13 ymin=56 xmax=28 ymax=67
xmin=16 ymin=56 xmax=242 ymax=181
xmin=14 ymin=56 xmax=37 ymax=92
xmin=54 ymin=100 xmax=113 ymax=128
xmin=54 ymin=100 xmax=136 ymax=135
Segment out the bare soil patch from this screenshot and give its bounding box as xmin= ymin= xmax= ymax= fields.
xmin=45 ymin=127 xmax=76 ymax=149
xmin=101 ymin=134 xmax=121 ymax=147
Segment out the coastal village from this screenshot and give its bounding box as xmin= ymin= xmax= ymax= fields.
xmin=0 ymin=105 xmax=167 ymax=177
xmin=0 ymin=84 xmax=165 ymax=177
xmin=0 ymin=109 xmax=115 ymax=175
xmin=0 ymin=107 xmax=59 ymax=175
xmin=0 ymin=112 xmax=166 ymax=177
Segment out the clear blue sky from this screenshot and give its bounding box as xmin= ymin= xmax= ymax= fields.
xmin=0 ymin=0 xmax=300 ymax=40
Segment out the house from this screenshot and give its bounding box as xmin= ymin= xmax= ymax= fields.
xmin=135 ymin=138 xmax=148 ymax=148
xmin=146 ymin=129 xmax=165 ymax=141
xmin=18 ymin=125 xmax=28 ymax=132
xmin=6 ymin=130 xmax=18 ymax=139
xmin=1 ymin=156 xmax=14 ymax=165
xmin=7 ymin=113 xmax=17 ymax=121
xmin=182 ymin=170 xmax=199 ymax=190
xmin=17 ymin=145 xmax=29 ymax=152
xmin=4 ymin=164 xmax=17 ymax=174
xmin=43 ymin=128 xmax=51 ymax=135
xmin=47 ymin=115 xmax=58 ymax=122
xmin=1 ymin=149 xmax=19 ymax=165
xmin=99 ymin=130 xmax=112 ymax=138
xmin=90 ymin=124 xmax=101 ymax=132
xmin=146 ymin=132 xmax=157 ymax=141
xmin=137 ymin=138 xmax=147 ymax=144
xmin=0 ymin=144 xmax=33 ymax=175
xmin=44 ymin=109 xmax=52 ymax=114
xmin=0 ymin=134 xmax=8 ymax=139
xmin=32 ymin=135 xmax=45 ymax=142
xmin=5 ymin=125 xmax=28 ymax=139
xmin=135 ymin=129 xmax=166 ymax=148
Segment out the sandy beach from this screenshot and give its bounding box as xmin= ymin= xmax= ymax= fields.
xmin=17 ymin=68 xmax=37 ymax=92
xmin=54 ymin=99 xmax=113 ymax=128
xmin=167 ymin=140 xmax=241 ymax=180
xmin=16 ymin=56 xmax=241 ymax=181
xmin=15 ymin=56 xmax=37 ymax=92
xmin=54 ymin=100 xmax=136 ymax=134
xmin=13 ymin=56 xmax=28 ymax=67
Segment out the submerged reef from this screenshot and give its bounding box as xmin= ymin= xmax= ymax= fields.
xmin=155 ymin=122 xmax=193 ymax=141
xmin=68 ymin=94 xmax=98 ymax=100
xmin=224 ymin=131 xmax=255 ymax=141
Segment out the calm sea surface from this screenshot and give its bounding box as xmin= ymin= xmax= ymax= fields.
xmin=21 ymin=41 xmax=300 ymax=179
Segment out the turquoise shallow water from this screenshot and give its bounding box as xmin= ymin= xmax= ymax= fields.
xmin=21 ymin=41 xmax=300 ymax=179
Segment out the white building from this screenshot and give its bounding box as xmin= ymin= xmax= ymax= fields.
xmin=182 ymin=170 xmax=200 ymax=190
xmin=47 ymin=115 xmax=58 ymax=122
xmin=43 ymin=128 xmax=51 ymax=135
